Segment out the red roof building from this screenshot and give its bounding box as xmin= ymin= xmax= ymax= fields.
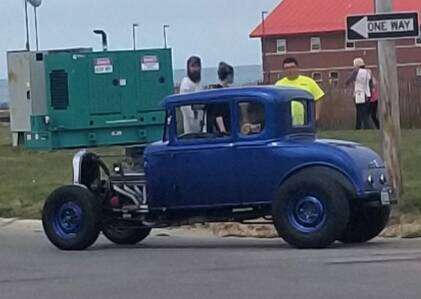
xmin=250 ymin=0 xmax=421 ymax=84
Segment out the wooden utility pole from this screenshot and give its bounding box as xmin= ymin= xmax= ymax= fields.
xmin=375 ymin=0 xmax=403 ymax=197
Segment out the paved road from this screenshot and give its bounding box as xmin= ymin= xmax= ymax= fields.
xmin=1 ymin=219 xmax=421 ymax=299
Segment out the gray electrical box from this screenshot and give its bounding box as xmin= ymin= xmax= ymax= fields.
xmin=7 ymin=48 xmax=91 ymax=146
xmin=7 ymin=51 xmax=33 ymax=133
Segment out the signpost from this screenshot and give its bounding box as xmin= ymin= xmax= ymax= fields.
xmin=24 ymin=0 xmax=43 ymax=51
xmin=346 ymin=6 xmax=418 ymax=199
xmin=24 ymin=0 xmax=30 ymax=50
xmin=347 ymin=12 xmax=419 ymax=41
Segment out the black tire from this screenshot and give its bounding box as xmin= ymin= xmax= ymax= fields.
xmin=42 ymin=185 xmax=101 ymax=250
xmin=273 ymin=167 xmax=350 ymax=249
xmin=338 ymin=205 xmax=391 ymax=244
xmin=102 ymin=224 xmax=151 ymax=245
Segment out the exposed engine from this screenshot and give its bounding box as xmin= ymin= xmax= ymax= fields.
xmin=72 ymin=150 xmax=149 ymax=215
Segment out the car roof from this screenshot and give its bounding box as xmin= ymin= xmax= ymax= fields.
xmin=162 ymin=86 xmax=314 ymax=107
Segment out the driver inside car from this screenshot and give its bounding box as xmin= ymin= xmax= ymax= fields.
xmin=241 ymin=123 xmax=262 ymax=135
xmin=239 ymin=102 xmax=264 ymax=135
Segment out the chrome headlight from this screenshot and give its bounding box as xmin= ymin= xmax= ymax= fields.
xmin=379 ymin=174 xmax=387 ymax=184
xmin=113 ymin=164 xmax=121 ymax=174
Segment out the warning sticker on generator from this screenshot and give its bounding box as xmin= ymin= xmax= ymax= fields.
xmin=141 ymin=56 xmax=160 ymax=71
xmin=94 ymin=57 xmax=113 ymax=74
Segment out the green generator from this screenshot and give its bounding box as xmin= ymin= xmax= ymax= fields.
xmin=7 ymin=48 xmax=174 ymax=150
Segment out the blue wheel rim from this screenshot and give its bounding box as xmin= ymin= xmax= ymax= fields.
xmin=52 ymin=202 xmax=83 ymax=240
xmin=287 ymin=196 xmax=326 ymax=233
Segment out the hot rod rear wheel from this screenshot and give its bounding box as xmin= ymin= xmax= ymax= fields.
xmin=338 ymin=205 xmax=391 ymax=244
xmin=42 ymin=185 xmax=101 ymax=251
xmin=273 ymin=168 xmax=350 ymax=249
xmin=102 ymin=224 xmax=151 ymax=245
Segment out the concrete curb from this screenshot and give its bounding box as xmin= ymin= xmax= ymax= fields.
xmin=0 ymin=218 xmax=42 ymax=231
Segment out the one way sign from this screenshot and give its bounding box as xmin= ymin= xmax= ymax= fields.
xmin=347 ymin=12 xmax=419 ymax=41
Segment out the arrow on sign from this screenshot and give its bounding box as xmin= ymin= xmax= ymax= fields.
xmin=351 ymin=17 xmax=369 ymax=38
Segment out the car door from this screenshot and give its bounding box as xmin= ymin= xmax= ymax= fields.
xmin=170 ymin=100 xmax=239 ymax=208
xmin=233 ymin=99 xmax=279 ymax=204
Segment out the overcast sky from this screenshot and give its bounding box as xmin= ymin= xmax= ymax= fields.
xmin=0 ymin=0 xmax=280 ymax=79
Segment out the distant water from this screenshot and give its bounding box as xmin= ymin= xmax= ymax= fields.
xmin=174 ymin=64 xmax=263 ymax=87
xmin=0 ymin=79 xmax=9 ymax=109
xmin=0 ymin=64 xmax=262 ymax=106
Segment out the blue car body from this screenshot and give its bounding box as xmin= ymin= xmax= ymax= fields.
xmin=144 ymin=86 xmax=390 ymax=212
xmin=43 ymin=86 xmax=393 ymax=250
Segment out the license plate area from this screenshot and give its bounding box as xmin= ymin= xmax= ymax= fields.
xmin=381 ymin=189 xmax=391 ymax=206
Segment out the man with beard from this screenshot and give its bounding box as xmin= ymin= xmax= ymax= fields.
xmin=180 ymin=56 xmax=203 ymax=94
xmin=179 ymin=56 xmax=203 ymax=133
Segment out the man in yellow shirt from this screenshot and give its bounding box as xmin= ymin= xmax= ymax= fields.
xmin=275 ymin=57 xmax=325 ymax=126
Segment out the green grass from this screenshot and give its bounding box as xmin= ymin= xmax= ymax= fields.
xmin=0 ymin=125 xmax=420 ymax=219
xmin=0 ymin=125 xmax=122 ymax=219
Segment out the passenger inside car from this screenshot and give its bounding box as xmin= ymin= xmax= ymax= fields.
xmin=206 ymin=103 xmax=231 ymax=136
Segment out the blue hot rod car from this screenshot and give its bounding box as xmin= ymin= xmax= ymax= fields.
xmin=42 ymin=86 xmax=394 ymax=250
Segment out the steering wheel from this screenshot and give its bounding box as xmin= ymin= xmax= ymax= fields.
xmin=241 ymin=123 xmax=253 ymax=135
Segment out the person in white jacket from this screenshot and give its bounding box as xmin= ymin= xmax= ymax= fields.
xmin=179 ymin=56 xmax=204 ymax=134
xmin=346 ymin=58 xmax=372 ymax=130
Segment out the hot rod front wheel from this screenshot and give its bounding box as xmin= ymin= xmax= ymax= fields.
xmin=42 ymin=185 xmax=101 ymax=250
xmin=273 ymin=167 xmax=350 ymax=249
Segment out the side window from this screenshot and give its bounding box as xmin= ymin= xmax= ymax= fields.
xmin=346 ymin=41 xmax=355 ymax=49
xmin=329 ymin=71 xmax=339 ymax=81
xmin=291 ymin=99 xmax=309 ymax=127
xmin=176 ymin=102 xmax=231 ymax=139
xmin=312 ymin=72 xmax=322 ymax=83
xmin=310 ymin=37 xmax=321 ymax=51
xmin=238 ymin=102 xmax=265 ymax=136
xmin=329 ymin=71 xmax=339 ymax=87
xmin=276 ymin=39 xmax=287 ymax=54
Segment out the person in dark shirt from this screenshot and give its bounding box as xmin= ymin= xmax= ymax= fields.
xmin=206 ymin=103 xmax=231 ymax=136
xmin=209 ymin=62 xmax=234 ymax=89
xmin=206 ymin=62 xmax=234 ymax=135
